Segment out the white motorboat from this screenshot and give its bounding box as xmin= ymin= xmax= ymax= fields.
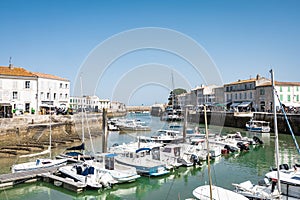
xmin=151 ymin=129 xmax=183 ymax=144
xmin=11 ymin=158 xmax=67 ymax=173
xmin=108 ymin=136 xmax=164 ymax=154
xmin=114 ymin=148 xmax=170 ymax=177
xmin=86 ymin=153 xmax=141 ymax=184
xmin=181 ymin=138 xmax=222 ymax=161
xmin=246 ymin=119 xmax=270 ymax=133
xmin=265 ymin=169 xmax=300 ymax=198
xmin=115 ymin=119 xmax=151 ymax=132
xmin=59 ymin=162 xmax=115 ymax=189
xmin=151 ymin=144 xmax=192 ymax=168
xmin=193 ymin=185 xmax=249 ymax=200
xmin=233 ymin=179 xmax=281 ymax=199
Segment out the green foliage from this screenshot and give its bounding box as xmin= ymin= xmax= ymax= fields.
xmin=173 ymin=88 xmax=187 ymax=95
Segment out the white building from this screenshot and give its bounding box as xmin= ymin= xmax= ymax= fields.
xmin=255 ymin=81 xmax=300 ymax=112
xmin=192 ymin=84 xmax=220 ymax=106
xmin=0 ymin=65 xmax=70 ymax=116
xmin=69 ymin=96 xmax=112 ymax=112
xmin=224 ymin=75 xmax=269 ymax=111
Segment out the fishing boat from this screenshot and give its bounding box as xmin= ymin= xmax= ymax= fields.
xmin=246 ymin=119 xmax=270 ymax=133
xmin=114 ymin=147 xmax=170 ymax=176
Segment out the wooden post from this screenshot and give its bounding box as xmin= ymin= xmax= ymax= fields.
xmin=183 ymin=107 xmax=188 ymax=142
xmin=102 ymin=108 xmax=108 ymax=153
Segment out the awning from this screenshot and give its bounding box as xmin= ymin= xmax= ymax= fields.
xmin=0 ymin=103 xmax=11 ymax=106
xmin=238 ymin=101 xmax=252 ymax=107
xmin=230 ymin=102 xmax=241 ymax=107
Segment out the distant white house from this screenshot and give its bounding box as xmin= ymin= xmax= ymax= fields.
xmin=69 ymin=95 xmax=125 ymax=113
xmin=0 ymin=65 xmax=70 ymax=116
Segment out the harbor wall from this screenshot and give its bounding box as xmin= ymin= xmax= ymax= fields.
xmin=0 ymin=114 xmax=104 ymax=147
xmin=187 ymin=111 xmax=300 ymax=136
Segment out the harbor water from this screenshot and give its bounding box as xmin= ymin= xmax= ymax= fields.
xmin=0 ymin=113 xmax=299 ymax=200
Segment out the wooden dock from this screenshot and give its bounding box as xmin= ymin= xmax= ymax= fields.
xmin=0 ymin=165 xmax=87 ymax=193
xmin=0 ymin=166 xmax=59 ymax=188
xmin=42 ymin=173 xmax=86 ymax=193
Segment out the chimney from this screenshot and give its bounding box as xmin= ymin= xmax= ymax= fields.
xmin=256 ymin=74 xmax=260 ymax=80
xmin=8 ymin=57 xmax=13 ymax=69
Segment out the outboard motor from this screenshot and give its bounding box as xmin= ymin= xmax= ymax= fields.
xmin=190 ymin=154 xmax=200 ymax=166
xmin=253 ymin=136 xmax=263 ymax=144
xmin=224 ymin=145 xmax=236 ymax=153
xmin=237 ymin=142 xmax=250 ymax=151
xmin=279 ymin=163 xmax=289 ymax=170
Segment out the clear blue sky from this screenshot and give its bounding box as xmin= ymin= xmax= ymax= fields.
xmin=1 ymin=0 xmax=300 ymax=105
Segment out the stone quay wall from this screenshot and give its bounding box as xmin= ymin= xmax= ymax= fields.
xmin=0 ymin=113 xmax=105 ymax=147
xmin=187 ymin=111 xmax=300 ymax=136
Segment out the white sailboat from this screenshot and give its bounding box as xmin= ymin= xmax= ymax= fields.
xmin=11 ymin=98 xmax=67 ymax=173
xmin=192 ymin=105 xmax=248 ymax=200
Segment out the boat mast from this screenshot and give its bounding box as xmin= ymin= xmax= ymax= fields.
xmin=80 ymin=76 xmax=85 ymax=154
xmin=270 ymin=69 xmax=281 ymax=193
xmin=49 ymin=88 xmax=52 ymax=158
xmin=204 ymin=105 xmax=212 ymax=200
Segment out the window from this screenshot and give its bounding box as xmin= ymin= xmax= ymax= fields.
xmin=244 ymin=92 xmax=247 ymax=99
xmin=65 ymin=94 xmax=68 ymax=99
xmin=60 ymin=83 xmax=63 ymax=88
xmin=25 ymin=81 xmax=30 ymax=89
xmin=65 ymin=84 xmax=68 ymax=89
xmin=13 ymin=91 xmax=18 ymax=99
xmin=250 ymin=92 xmax=253 ymax=99
xmin=70 ymin=99 xmax=73 ymax=103
xmin=260 ymin=89 xmax=265 ymax=95
xmin=280 ymin=86 xmax=283 ymax=92
xmin=25 ymin=103 xmax=30 ymax=113
xmin=297 ymin=86 xmax=299 ymax=92
xmin=47 ymin=92 xmax=50 ymax=99
xmin=239 ymin=93 xmax=242 ymax=99
xmin=53 ymin=93 xmax=56 ymax=100
xmin=287 ymin=95 xmax=291 ymax=102
xmin=60 ymin=93 xmax=62 ymax=99
xmin=288 ymin=86 xmax=290 ymax=92
xmin=296 ymin=95 xmax=299 ymax=102
xmin=280 ymin=94 xmax=283 ymax=101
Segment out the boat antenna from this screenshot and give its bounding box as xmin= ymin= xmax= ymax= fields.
xmin=270 ymin=69 xmax=281 ymax=194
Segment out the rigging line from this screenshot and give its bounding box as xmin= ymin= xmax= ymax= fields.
xmin=274 ymin=87 xmax=300 ymax=154
xmin=84 ymin=109 xmax=95 ymax=155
